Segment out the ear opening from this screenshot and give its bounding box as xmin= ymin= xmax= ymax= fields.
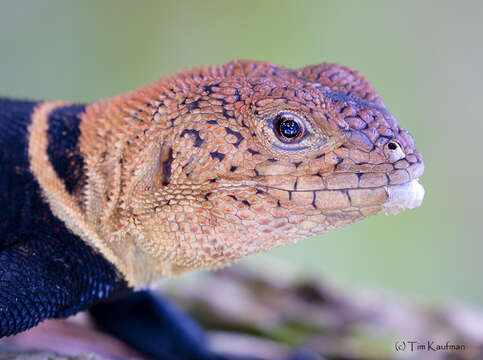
xmin=159 ymin=145 xmax=173 ymax=186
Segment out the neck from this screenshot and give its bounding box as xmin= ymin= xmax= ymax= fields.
xmin=0 ymin=98 xmax=128 ymax=334
xmin=44 ymin=102 xmax=87 ymax=195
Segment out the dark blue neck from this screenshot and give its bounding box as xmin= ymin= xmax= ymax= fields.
xmin=0 ymin=98 xmax=42 ymax=241
xmin=0 ymin=98 xmax=128 ymax=337
xmin=0 ymin=98 xmax=87 ymax=239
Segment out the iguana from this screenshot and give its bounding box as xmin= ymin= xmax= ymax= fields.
xmin=0 ymin=60 xmax=424 ymax=358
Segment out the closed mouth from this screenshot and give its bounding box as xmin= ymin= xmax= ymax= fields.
xmin=215 ymin=158 xmax=425 ymax=215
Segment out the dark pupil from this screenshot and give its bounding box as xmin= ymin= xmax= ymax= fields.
xmin=276 ymin=116 xmax=300 ymax=139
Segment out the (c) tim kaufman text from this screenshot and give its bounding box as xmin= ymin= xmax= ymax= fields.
xmin=395 ymin=340 xmax=465 ymax=352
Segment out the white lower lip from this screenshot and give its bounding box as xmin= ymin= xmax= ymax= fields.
xmin=383 ymin=179 xmax=425 ymax=216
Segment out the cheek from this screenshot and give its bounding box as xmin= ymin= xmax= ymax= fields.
xmin=172 ymin=134 xmax=244 ymax=183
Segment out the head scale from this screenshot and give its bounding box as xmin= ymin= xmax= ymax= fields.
xmin=80 ymin=60 xmax=424 ymax=286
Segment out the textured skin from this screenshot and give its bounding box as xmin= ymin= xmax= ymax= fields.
xmin=0 ymin=60 xmax=424 ymax=340
xmin=74 ymin=60 xmax=423 ymax=286
xmin=0 ymin=99 xmax=127 ymax=337
xmin=0 ymin=100 xmax=221 ymax=360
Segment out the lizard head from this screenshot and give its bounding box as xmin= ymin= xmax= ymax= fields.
xmin=81 ymin=60 xmax=424 ymax=286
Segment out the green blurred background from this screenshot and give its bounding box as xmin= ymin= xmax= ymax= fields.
xmin=0 ymin=1 xmax=481 ymax=306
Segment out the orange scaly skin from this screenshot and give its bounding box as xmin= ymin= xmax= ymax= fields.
xmin=34 ymin=60 xmax=425 ymax=287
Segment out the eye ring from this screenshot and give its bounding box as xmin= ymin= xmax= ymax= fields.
xmin=272 ymin=112 xmax=306 ymax=143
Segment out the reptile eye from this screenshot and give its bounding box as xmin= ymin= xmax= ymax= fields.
xmin=273 ymin=113 xmax=305 ymax=143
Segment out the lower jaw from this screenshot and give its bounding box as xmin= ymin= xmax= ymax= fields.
xmin=382 ymin=179 xmax=425 ymax=215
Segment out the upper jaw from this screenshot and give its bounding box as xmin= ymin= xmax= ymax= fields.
xmin=218 ymin=153 xmax=425 ymax=215
xmin=257 ymin=155 xmax=425 ymax=191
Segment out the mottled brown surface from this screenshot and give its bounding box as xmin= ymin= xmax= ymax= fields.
xmin=2 ymin=266 xmax=482 ymax=360
xmin=0 ymin=314 xmax=145 ymax=359
xmin=164 ymin=266 xmax=483 ymax=360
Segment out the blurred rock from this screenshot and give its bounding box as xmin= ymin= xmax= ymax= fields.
xmin=162 ymin=265 xmax=483 ymax=360
xmin=1 ymin=265 xmax=483 ymax=360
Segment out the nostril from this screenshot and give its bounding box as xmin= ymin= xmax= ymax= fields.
xmin=385 ymin=141 xmax=405 ymax=162
xmin=388 ymin=141 xmax=398 ymax=150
